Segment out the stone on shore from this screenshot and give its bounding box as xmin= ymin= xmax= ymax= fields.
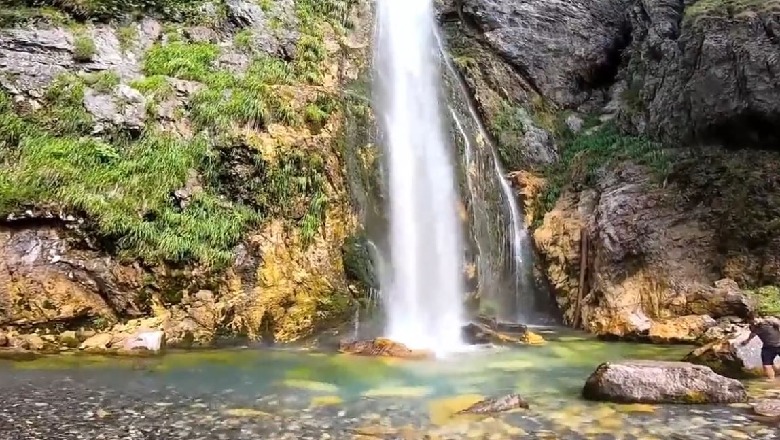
xmin=582 ymin=360 xmax=747 ymax=404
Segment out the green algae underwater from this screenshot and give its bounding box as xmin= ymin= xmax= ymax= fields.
xmin=2 ymin=329 xmax=776 ymax=438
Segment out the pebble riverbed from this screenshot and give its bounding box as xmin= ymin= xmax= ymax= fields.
xmin=2 ymin=366 xmax=779 ymax=439
xmin=2 ymin=339 xmax=779 ymax=440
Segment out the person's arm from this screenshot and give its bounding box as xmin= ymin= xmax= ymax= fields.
xmin=740 ymin=332 xmax=757 ymax=346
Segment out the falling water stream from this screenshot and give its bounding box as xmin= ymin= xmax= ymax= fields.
xmin=373 ymin=0 xmax=466 ymax=353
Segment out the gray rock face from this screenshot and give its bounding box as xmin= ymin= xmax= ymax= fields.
xmin=620 ymin=2 xmax=780 ymax=147
xmin=0 ymin=28 xmax=75 ymax=96
xmin=83 ymin=85 xmax=147 ymax=133
xmin=460 ymin=0 xmax=630 ymax=107
xmin=583 ymin=360 xmax=748 ymax=404
xmin=225 ymin=0 xmax=299 ymax=58
xmin=0 ymin=25 xmax=151 ymax=98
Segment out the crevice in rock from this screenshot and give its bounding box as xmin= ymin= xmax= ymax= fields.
xmin=698 ymin=111 xmax=780 ymax=150
xmin=0 ymin=216 xmax=78 ymax=230
xmin=577 ymin=22 xmax=634 ymax=94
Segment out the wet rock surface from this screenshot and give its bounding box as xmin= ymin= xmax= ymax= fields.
xmin=685 ymin=328 xmax=780 ymax=379
xmin=583 ymin=360 xmax=748 ymax=404
xmin=457 ymin=393 xmax=530 ymax=414
xmin=338 ymin=338 xmax=433 ymax=359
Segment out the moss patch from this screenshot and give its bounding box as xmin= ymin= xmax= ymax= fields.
xmin=6 ymin=0 xmax=218 ymax=22
xmin=747 ymin=286 xmax=780 ymax=316
xmin=532 ymin=122 xmax=671 ymax=225
xmin=685 ymin=0 xmax=780 ymax=20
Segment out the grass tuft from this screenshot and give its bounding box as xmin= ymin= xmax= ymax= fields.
xmin=534 ymin=122 xmax=671 ymax=224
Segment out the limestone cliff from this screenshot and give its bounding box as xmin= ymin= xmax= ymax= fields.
xmin=0 ymin=0 xmax=374 ymax=353
xmin=440 ymin=0 xmax=780 ymax=342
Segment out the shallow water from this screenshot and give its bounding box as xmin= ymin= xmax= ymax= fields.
xmin=1 ymin=329 xmax=778 ymax=439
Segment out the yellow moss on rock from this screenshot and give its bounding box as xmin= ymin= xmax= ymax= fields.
xmin=239 ymin=203 xmax=357 ymax=342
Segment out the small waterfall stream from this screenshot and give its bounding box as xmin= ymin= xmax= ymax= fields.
xmin=437 ymin=35 xmax=546 ymax=324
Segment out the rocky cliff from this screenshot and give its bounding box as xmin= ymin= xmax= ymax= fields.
xmin=440 ymin=0 xmax=780 ymax=342
xmin=0 ymin=0 xmax=375 ymax=353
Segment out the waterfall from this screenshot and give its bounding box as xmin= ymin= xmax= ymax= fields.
xmin=435 ymin=29 xmax=554 ymax=325
xmin=373 ymin=0 xmax=466 ymax=353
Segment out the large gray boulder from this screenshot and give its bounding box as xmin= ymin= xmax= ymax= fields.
xmin=582 ymin=360 xmax=748 ymax=404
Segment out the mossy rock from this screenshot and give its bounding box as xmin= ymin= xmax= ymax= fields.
xmin=341 ymin=233 xmax=377 ymax=289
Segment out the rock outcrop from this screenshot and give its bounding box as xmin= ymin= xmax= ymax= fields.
xmin=443 ymin=0 xmax=780 ymax=343
xmin=525 ymin=159 xmax=761 ymax=340
xmin=457 ymin=0 xmax=630 ymax=108
xmin=618 ymin=0 xmax=780 ymax=147
xmin=0 ymin=0 xmax=375 ymax=352
xmin=582 ymin=360 xmax=748 ymax=404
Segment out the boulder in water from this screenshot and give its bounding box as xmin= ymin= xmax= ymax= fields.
xmin=751 ymin=399 xmax=780 ymax=426
xmin=582 ymin=360 xmax=747 ymax=404
xmin=684 ymin=329 xmax=780 ymax=379
xmin=338 ymin=338 xmax=433 ymax=359
xmin=461 ymin=322 xmax=544 ymax=346
xmin=457 ymin=393 xmax=529 ymax=414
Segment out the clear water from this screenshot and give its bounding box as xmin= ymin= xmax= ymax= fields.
xmin=373 ymin=0 xmax=465 ymax=353
xmin=2 ymin=332 xmax=777 ymax=439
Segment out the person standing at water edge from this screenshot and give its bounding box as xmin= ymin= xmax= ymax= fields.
xmin=740 ymin=314 xmax=780 ymax=379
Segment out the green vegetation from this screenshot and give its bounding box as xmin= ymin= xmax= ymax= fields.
xmin=0 ymin=0 xmax=361 ymax=268
xmin=685 ymin=0 xmax=780 ymax=21
xmin=0 ymin=90 xmax=258 ymax=267
xmin=749 ymin=286 xmax=780 ymax=316
xmin=0 ymin=5 xmax=69 ymax=27
xmin=490 ymin=101 xmax=529 ymax=171
xmin=82 ymin=70 xmax=121 ymax=92
xmin=117 ymin=24 xmax=138 ymax=52
xmin=7 ymin=0 xmax=217 ymax=22
xmin=72 ymin=33 xmax=97 ymax=62
xmin=534 ymin=122 xmax=670 ymax=224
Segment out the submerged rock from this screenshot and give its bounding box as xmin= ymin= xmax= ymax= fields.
xmin=752 ymin=399 xmax=780 ymax=426
xmin=461 ymin=319 xmax=544 ymax=346
xmin=582 ymin=360 xmax=747 ymax=404
xmin=457 ymin=393 xmax=529 ymax=415
xmin=338 ymin=338 xmax=433 ymax=359
xmin=0 ymin=347 xmax=39 ymax=361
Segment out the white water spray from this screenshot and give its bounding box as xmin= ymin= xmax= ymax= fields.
xmin=373 ymin=0 xmax=465 ymax=354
